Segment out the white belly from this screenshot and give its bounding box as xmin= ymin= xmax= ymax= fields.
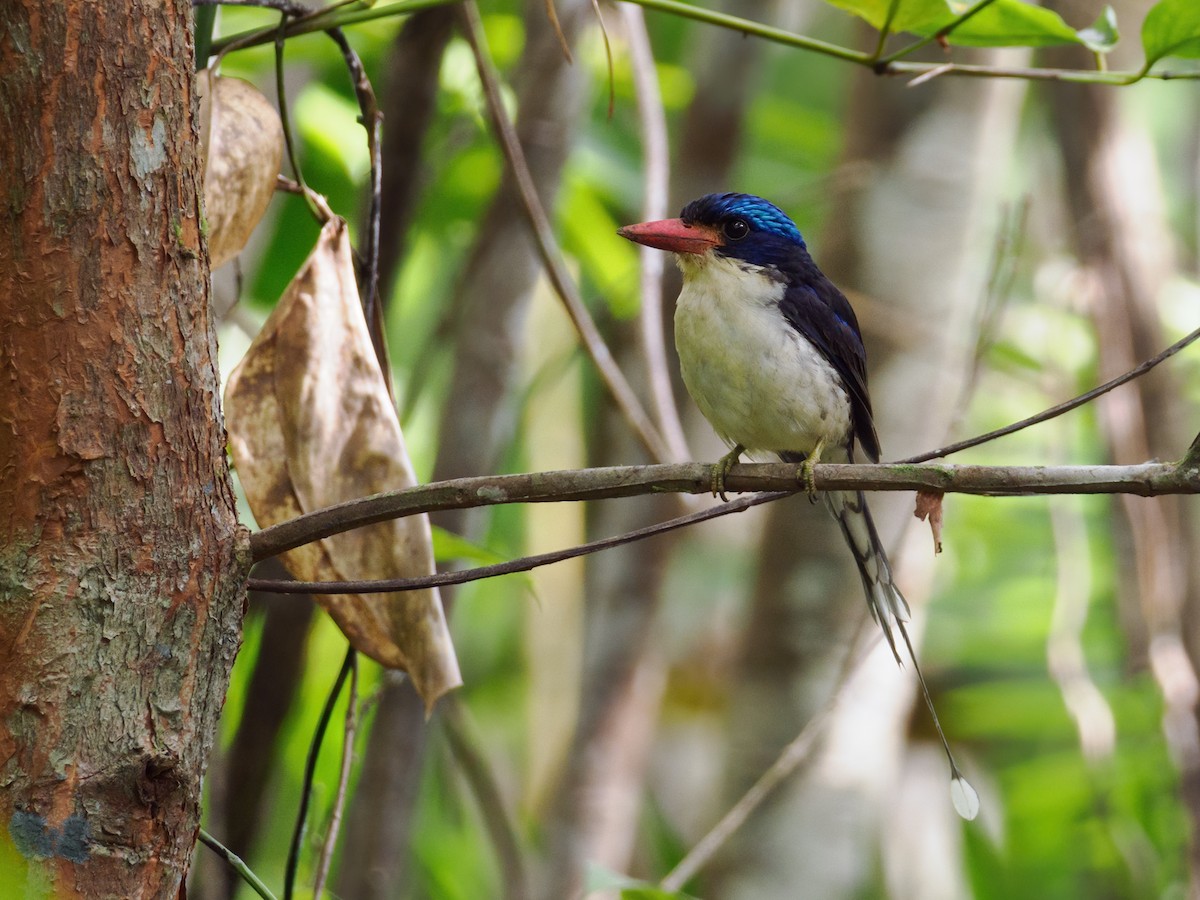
xmin=673 ymin=258 xmax=851 ymax=456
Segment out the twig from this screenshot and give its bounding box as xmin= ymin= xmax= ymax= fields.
xmin=284 ymin=649 xmax=355 ymax=900
xmin=1047 ymin=490 xmax=1115 ymax=761
xmin=458 ymin=0 xmax=671 ymax=463
xmin=544 ymin=0 xmax=574 ymax=63
xmin=590 ymin=0 xmax=616 ymax=118
xmin=877 ymin=0 xmax=1001 ymax=66
xmin=441 ymin=696 xmax=530 ymax=899
xmin=622 ymin=2 xmax=690 ymax=464
xmin=210 ymin=0 xmax=459 ymax=53
xmin=901 ymin=325 xmax=1200 ymax=463
xmin=325 ymin=28 xmax=384 ymax=335
xmin=249 ymin=458 xmax=1197 ymax=562
xmin=1182 ymin=430 xmax=1200 ymax=470
xmin=869 ymin=0 xmax=903 ymax=62
xmin=248 ymin=492 xmax=785 ymax=592
xmin=312 ymin=653 xmax=359 ymax=899
xmin=273 ymin=14 xmax=325 ymax=223
xmin=660 ymin=619 xmax=874 ymax=891
xmin=206 ymin=0 xmax=1200 ymax=85
xmin=198 ymin=828 xmax=280 ymax=900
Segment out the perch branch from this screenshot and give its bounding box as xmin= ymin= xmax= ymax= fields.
xmin=249 ymin=459 xmax=1198 ymax=562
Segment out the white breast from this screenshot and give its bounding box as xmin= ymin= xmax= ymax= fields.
xmin=673 ymin=254 xmax=852 ymax=457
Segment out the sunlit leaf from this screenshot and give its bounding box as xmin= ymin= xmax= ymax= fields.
xmin=1141 ymin=0 xmax=1200 ymax=67
xmin=199 ymin=71 xmax=283 ymax=269
xmin=431 ymin=525 xmax=510 ymax=566
xmin=821 ymin=0 xmax=1100 ymax=48
xmin=225 ymin=217 xmax=462 ymax=712
xmin=1077 ymin=6 xmax=1119 ymax=54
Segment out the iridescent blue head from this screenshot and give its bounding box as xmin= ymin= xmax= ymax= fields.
xmin=617 ymin=192 xmax=808 ymax=275
xmin=679 ymin=193 xmax=805 ymax=249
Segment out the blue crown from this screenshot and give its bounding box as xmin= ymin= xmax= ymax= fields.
xmin=680 ymin=193 xmax=805 ymax=247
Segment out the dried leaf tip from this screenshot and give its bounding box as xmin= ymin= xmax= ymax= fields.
xmin=914 ymin=489 xmax=944 ymax=555
xmin=950 ymin=773 xmax=980 ymax=821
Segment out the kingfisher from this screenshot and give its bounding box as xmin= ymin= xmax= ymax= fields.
xmin=619 ymin=192 xmax=978 ymax=819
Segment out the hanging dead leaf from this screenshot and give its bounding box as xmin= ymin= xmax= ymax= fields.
xmin=225 ymin=218 xmax=461 ymax=712
xmin=199 ymin=71 xmax=283 ymax=269
xmin=914 ymin=489 xmax=945 ymax=555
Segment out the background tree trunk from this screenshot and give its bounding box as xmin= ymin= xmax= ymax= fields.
xmin=1045 ymin=1 xmax=1200 ymax=885
xmin=0 ymin=1 xmax=246 ymax=896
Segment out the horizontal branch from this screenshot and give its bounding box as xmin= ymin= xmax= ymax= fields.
xmin=249 ymin=458 xmax=1199 ymax=561
xmin=205 ymin=0 xmax=1200 ymax=86
xmin=248 ymin=492 xmax=786 ymax=593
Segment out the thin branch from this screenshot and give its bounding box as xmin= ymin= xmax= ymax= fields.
xmin=284 ymin=649 xmax=355 ymax=900
xmin=249 ymin=458 xmax=1197 ymax=562
xmin=870 ymin=0 xmax=903 ymax=62
xmin=209 ymin=0 xmax=460 ymax=54
xmin=622 ymin=0 xmax=870 ymax=64
xmin=441 ymin=696 xmax=530 ymax=900
xmin=312 ymin=653 xmax=359 ymax=899
xmin=458 ymin=0 xmax=671 ymax=463
xmin=901 ymin=325 xmax=1200 ymax=463
xmin=198 ymin=828 xmax=280 ymax=900
xmin=623 ymin=2 xmax=690 ymax=463
xmin=660 ymin=618 xmax=875 ymax=891
xmin=877 ymin=0 xmax=1001 ymax=65
xmin=1183 ymin=430 xmax=1200 ymax=470
xmin=248 ymin=492 xmax=785 ymax=593
xmin=544 ymin=0 xmax=574 ymax=63
xmin=325 ymin=28 xmax=384 ymax=336
xmin=207 ymin=0 xmax=1200 ymax=85
xmin=272 ymin=14 xmax=325 ymax=224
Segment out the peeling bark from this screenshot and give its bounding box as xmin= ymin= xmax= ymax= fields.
xmin=0 ymin=2 xmax=247 ymax=896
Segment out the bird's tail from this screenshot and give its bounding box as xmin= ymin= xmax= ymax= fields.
xmin=825 ymin=490 xmax=910 ymax=660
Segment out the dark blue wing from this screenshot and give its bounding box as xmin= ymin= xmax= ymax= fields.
xmin=777 ymin=263 xmax=880 ymax=462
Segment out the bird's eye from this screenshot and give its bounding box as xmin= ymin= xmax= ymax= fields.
xmin=723 ymin=218 xmax=750 ymax=241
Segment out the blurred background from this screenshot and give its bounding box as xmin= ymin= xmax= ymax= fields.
xmin=195 ymin=0 xmax=1200 ymax=897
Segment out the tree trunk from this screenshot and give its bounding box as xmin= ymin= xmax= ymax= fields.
xmin=0 ymin=2 xmax=247 ymax=896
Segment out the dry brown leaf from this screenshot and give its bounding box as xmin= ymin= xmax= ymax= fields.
xmin=225 ymin=218 xmax=461 ymax=712
xmin=914 ymin=489 xmax=945 ymax=555
xmin=200 ymin=72 xmax=283 ymax=269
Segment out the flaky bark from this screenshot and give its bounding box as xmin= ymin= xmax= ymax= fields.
xmin=0 ymin=2 xmax=247 ymax=896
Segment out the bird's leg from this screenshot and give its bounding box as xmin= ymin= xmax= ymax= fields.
xmin=711 ymin=443 xmax=745 ymax=501
xmin=799 ymin=437 xmax=826 ymax=502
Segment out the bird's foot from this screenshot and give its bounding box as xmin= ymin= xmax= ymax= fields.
xmin=711 ymin=444 xmax=745 ymax=501
xmin=799 ymin=438 xmax=825 ymax=503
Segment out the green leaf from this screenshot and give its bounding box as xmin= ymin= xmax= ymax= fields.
xmin=1141 ymin=0 xmax=1200 ymax=68
xmin=822 ymin=0 xmax=1105 ymax=49
xmin=1077 ymin=6 xmax=1119 ymax=53
xmin=430 ymin=526 xmax=509 ymax=566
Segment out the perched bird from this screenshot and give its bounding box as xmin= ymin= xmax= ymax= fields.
xmin=619 ymin=192 xmax=978 ymax=819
